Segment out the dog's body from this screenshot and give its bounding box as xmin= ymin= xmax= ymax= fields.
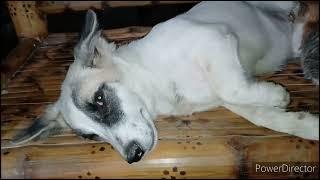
xmin=116 ymin=1 xmax=299 ymax=116
xmin=12 ymin=1 xmax=319 ymax=164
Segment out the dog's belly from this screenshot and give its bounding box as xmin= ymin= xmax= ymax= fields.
xmin=162 ymin=61 xmax=222 ymax=116
xmin=123 ymin=1 xmax=294 ymax=115
xmin=172 ymin=60 xmax=219 ymax=102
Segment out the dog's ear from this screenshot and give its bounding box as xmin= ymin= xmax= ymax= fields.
xmin=11 ymin=104 xmax=66 ymax=145
xmin=74 ymin=10 xmax=102 ymax=68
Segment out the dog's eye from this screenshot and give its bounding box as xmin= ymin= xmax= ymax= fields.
xmin=91 ymin=86 xmax=111 ymax=118
xmin=96 ymin=95 xmax=103 ymax=106
xmin=94 ymin=90 xmax=105 ymax=107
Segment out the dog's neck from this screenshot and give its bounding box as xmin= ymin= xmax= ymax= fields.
xmin=113 ymin=48 xmax=178 ymax=119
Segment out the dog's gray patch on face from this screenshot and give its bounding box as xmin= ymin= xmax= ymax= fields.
xmin=71 ymin=83 xmax=124 ymax=127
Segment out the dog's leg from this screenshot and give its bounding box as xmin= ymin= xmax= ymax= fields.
xmin=200 ymin=31 xmax=289 ymax=108
xmin=224 ymin=103 xmax=319 ymax=140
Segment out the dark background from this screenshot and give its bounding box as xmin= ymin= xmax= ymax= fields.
xmin=0 ymin=2 xmax=196 ymax=63
xmin=0 ymin=1 xmax=18 ymax=62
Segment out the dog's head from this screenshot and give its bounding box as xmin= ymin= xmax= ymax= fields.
xmin=11 ymin=10 xmax=157 ymax=164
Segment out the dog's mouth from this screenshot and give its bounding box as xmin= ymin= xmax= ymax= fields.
xmin=140 ymin=108 xmax=157 ymax=152
xmin=83 ymin=108 xmax=157 ymax=164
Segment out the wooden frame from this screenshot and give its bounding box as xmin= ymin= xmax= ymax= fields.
xmin=7 ymin=1 xmax=48 ymax=40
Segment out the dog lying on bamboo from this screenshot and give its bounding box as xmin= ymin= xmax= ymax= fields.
xmin=12 ymin=1 xmax=319 ymax=164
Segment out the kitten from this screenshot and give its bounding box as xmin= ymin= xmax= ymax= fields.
xmin=301 ymin=30 xmax=319 ymax=85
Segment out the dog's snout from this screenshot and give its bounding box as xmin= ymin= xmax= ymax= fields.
xmin=126 ymin=141 xmax=145 ymax=164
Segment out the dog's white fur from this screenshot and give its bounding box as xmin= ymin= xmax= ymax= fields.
xmin=12 ymin=1 xmax=319 ymax=162
xmin=113 ymin=1 xmax=318 ymax=137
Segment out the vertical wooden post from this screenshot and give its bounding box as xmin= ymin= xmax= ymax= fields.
xmin=7 ymin=1 xmax=48 ymax=41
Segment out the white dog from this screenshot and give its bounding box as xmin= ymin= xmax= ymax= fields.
xmin=12 ymin=1 xmax=319 ymax=164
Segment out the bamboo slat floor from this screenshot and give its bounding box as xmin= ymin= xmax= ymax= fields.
xmin=1 ymin=26 xmax=319 ymax=179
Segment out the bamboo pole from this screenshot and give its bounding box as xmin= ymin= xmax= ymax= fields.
xmin=7 ymin=1 xmax=48 ymax=41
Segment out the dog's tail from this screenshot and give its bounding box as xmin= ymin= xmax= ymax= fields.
xmin=223 ymin=103 xmax=319 ymax=140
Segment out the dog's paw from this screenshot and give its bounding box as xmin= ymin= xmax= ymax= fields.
xmin=292 ymin=113 xmax=319 ymax=140
xmin=263 ymin=83 xmax=290 ymax=108
xmin=275 ymin=86 xmax=290 ymax=108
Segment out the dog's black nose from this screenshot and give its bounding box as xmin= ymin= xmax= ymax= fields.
xmin=126 ymin=141 xmax=145 ymax=164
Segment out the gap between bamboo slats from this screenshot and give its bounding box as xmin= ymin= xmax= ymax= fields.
xmin=37 ymin=1 xmax=199 ymax=14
